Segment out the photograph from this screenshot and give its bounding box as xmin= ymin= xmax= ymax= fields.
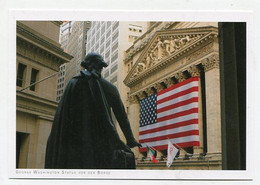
xmin=14 ymin=19 xmax=247 ymax=176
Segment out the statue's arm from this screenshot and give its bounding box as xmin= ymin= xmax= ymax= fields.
xmin=111 ymin=88 xmax=141 ymax=148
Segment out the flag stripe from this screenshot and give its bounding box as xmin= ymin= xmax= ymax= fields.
xmin=157 ymin=97 xmax=198 ymax=113
xmin=139 ymin=77 xmax=200 ymax=152
xmin=158 ymin=108 xmax=198 ymax=122
xmin=157 ymin=86 xmax=199 ymax=105
xmin=157 ymin=77 xmax=199 ymax=97
xmin=139 ymin=119 xmax=198 ymax=135
xmin=157 ymin=102 xmax=199 ymax=118
xmin=140 ymin=130 xmax=199 ymax=143
xmin=140 ymin=141 xmax=200 ymax=152
xmin=140 ymin=124 xmax=199 ymax=139
xmin=157 ymin=92 xmax=199 ymax=110
xmin=140 ymin=113 xmax=198 ymax=131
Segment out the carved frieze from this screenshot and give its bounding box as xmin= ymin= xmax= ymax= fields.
xmin=175 ymin=72 xmax=186 ymax=82
xmin=129 ymin=95 xmax=139 ymax=104
xmin=124 ymin=27 xmax=218 ymax=87
xmin=202 ymin=54 xmax=219 ymax=72
xmin=186 ymin=43 xmax=214 ymax=63
xmin=188 ymin=65 xmax=201 ymax=77
xmin=163 ymin=78 xmax=175 ymax=87
xmin=154 ymin=83 xmax=164 ymax=92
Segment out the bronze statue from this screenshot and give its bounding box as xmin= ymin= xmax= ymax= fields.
xmin=45 ymin=52 xmax=141 ymax=169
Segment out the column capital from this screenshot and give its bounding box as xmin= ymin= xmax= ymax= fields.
xmin=154 ymin=83 xmax=164 ymax=92
xmin=136 ymin=91 xmax=146 ymax=101
xmin=188 ymin=65 xmax=201 ymax=77
xmin=202 ymin=54 xmax=219 ymax=72
xmin=174 ymin=72 xmax=185 ymax=82
xmin=163 ymin=77 xmax=175 ymax=87
xmin=145 ymin=87 xmax=155 ymax=96
xmin=129 ymin=95 xmax=139 ymax=104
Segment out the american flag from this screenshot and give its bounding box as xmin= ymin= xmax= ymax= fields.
xmin=139 ymin=77 xmax=200 ymax=152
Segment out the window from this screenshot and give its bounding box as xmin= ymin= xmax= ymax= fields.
xmin=30 ymin=68 xmax=39 ymax=91
xmin=112 ymin=41 xmax=118 ymax=53
xmin=104 ymin=70 xmax=109 ymax=78
xmin=16 ymin=63 xmax=26 ymax=87
xmin=110 ymin=75 xmax=117 ymax=84
xmin=111 ymin=53 xmax=118 ymax=63
xmin=112 ymin=22 xmax=119 ymax=32
xmin=110 ymin=64 xmax=118 ymax=74
xmin=112 ymin=31 xmax=119 ymax=43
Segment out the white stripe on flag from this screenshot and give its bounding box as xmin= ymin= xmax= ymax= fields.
xmin=157 ymin=92 xmax=199 ymax=109
xmin=139 ymin=124 xmax=199 ymax=140
xmin=139 ymin=113 xmax=198 ymax=132
xmin=157 ymin=81 xmax=199 ymax=101
xmin=157 ymin=102 xmax=199 ymax=118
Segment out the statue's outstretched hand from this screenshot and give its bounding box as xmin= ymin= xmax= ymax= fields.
xmin=127 ymin=139 xmax=142 ymax=148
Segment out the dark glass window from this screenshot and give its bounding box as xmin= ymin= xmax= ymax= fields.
xmin=30 ymin=68 xmax=39 ymax=91
xmin=16 ymin=63 xmax=26 ymax=87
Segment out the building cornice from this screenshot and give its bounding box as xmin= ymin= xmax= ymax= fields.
xmin=16 ymin=90 xmax=58 ymax=108
xmin=17 ymin=22 xmax=73 ymax=64
xmin=124 ymin=27 xmax=218 ymax=88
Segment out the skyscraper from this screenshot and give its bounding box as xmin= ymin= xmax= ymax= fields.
xmin=56 ymin=21 xmax=91 ymax=102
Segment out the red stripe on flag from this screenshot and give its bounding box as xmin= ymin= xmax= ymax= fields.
xmin=139 ymin=141 xmax=200 ymax=152
xmin=157 ymin=77 xmax=199 ymax=96
xmin=157 ymin=108 xmax=198 ymax=122
xmin=157 ymin=86 xmax=198 ymax=105
xmin=139 ymin=119 xmax=198 ymax=135
xmin=139 ymin=130 xmax=199 ymax=143
xmin=157 ymin=97 xmax=199 ymax=113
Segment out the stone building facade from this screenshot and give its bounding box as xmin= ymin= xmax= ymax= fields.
xmin=16 ymin=21 xmax=73 ymax=168
xmin=123 ymin=22 xmax=222 ymax=170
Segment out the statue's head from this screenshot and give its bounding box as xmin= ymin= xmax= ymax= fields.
xmin=81 ymin=52 xmax=108 ymax=72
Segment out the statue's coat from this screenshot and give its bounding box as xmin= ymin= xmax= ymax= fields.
xmin=45 ymin=71 xmax=136 ymax=169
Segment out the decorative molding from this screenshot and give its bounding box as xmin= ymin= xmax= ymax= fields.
xmin=188 ymin=65 xmax=201 ymax=77
xmin=145 ymin=87 xmax=155 ymax=96
xmin=129 ymin=95 xmax=139 ymax=104
xmin=17 ymin=23 xmax=73 ymax=63
xmin=124 ymin=26 xmax=218 ymax=87
xmin=17 ymin=103 xmax=55 ymax=117
xmin=202 ymin=54 xmax=220 ymax=72
xmin=175 ymin=72 xmax=185 ymax=82
xmin=186 ymin=42 xmax=214 ymax=63
xmin=154 ymin=83 xmax=164 ymax=92
xmin=136 ymin=91 xmax=147 ymax=100
xmin=163 ymin=78 xmax=175 ymax=87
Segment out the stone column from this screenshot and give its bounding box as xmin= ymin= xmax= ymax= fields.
xmin=128 ymin=95 xmax=142 ymax=157
xmin=31 ymin=116 xmax=53 ymax=168
xmin=188 ymin=65 xmax=204 ymax=154
xmin=202 ymin=54 xmax=221 ymax=154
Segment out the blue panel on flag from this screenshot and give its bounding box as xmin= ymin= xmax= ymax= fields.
xmin=139 ymin=94 xmax=157 ymax=127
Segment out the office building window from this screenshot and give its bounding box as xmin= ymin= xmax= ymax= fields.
xmin=16 ymin=63 xmax=26 ymax=87
xmin=112 ymin=31 xmax=119 ymax=43
xmin=111 ymin=53 xmax=118 ymax=63
xmin=30 ymin=68 xmax=39 ymax=91
xmin=104 ymin=70 xmax=109 ymax=78
xmin=112 ymin=41 xmax=118 ymax=53
xmin=106 ymin=30 xmax=111 ymax=39
xmin=110 ymin=64 xmax=118 ymax=74
xmin=112 ymin=22 xmax=119 ymax=32
xmin=110 ymin=75 xmax=117 ymax=84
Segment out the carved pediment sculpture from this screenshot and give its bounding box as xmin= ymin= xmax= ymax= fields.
xmin=124 ymin=26 xmax=218 ymax=87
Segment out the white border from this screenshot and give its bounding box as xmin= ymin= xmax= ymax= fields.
xmin=8 ymin=10 xmax=254 ymax=181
